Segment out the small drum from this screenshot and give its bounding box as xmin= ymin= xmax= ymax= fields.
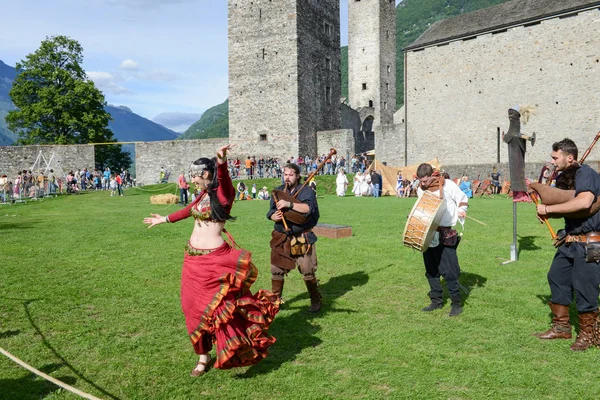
xmin=402 ymin=191 xmax=446 ymax=252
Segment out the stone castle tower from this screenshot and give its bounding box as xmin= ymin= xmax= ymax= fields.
xmin=228 ymin=0 xmax=341 ymax=158
xmin=348 ymin=0 xmax=396 ymax=129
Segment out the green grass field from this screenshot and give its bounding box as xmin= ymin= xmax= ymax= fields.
xmin=1 ymin=178 xmax=599 ymax=400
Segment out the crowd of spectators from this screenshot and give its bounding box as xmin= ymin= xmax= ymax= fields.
xmin=0 ymin=166 xmax=133 ymax=203
xmin=234 ymin=181 xmax=271 ymax=201
xmin=395 ymin=172 xmax=420 ymax=198
xmin=351 ymin=170 xmax=384 ymax=197
xmin=226 ymin=153 xmax=371 ymax=180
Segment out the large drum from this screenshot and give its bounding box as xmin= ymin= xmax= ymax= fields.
xmin=402 ymin=191 xmax=446 ymax=252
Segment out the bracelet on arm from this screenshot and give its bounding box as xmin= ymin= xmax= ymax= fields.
xmin=545 ymin=205 xmax=548 ymax=214
xmin=289 ymin=201 xmax=293 ymax=209
xmin=165 ymin=215 xmax=170 ymax=223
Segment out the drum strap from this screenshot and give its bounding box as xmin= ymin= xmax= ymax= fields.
xmin=426 ymin=175 xmax=445 ymax=199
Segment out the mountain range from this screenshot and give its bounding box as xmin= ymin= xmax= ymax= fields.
xmin=0 ymin=60 xmax=18 ymax=145
xmin=152 ymin=111 xmax=204 ymax=134
xmin=0 ymin=60 xmax=180 ymax=145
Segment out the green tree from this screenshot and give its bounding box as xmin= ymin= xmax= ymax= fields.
xmin=6 ymin=35 xmax=115 ymax=145
xmin=7 ymin=35 xmax=130 ymax=170
xmin=94 ymin=144 xmax=132 ymax=172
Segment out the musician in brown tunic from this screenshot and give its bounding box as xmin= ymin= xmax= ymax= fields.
xmin=267 ymin=163 xmax=322 ymax=312
xmin=535 ymin=138 xmax=600 ymax=351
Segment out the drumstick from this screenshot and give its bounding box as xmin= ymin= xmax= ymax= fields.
xmin=529 ymin=191 xmax=557 ymax=239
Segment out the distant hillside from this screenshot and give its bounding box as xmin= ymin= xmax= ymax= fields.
xmin=0 ymin=61 xmax=17 ymax=144
xmin=152 ymin=111 xmax=203 ymax=133
xmin=177 ymin=99 xmax=228 ymax=140
xmin=0 ymin=60 xmax=179 ymax=145
xmin=105 ymin=105 xmax=179 ymax=142
xmin=0 ymin=100 xmax=17 ymax=145
xmin=0 ymin=60 xmax=16 ymax=98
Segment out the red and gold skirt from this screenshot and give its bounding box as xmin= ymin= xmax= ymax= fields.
xmin=180 ymin=242 xmax=279 ymax=369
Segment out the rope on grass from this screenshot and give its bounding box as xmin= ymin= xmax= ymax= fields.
xmin=130 ymin=183 xmax=178 ymax=192
xmin=0 ymin=347 xmax=104 ymax=400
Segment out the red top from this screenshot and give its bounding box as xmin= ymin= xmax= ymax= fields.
xmin=178 ymin=174 xmax=189 ymax=189
xmin=167 ymin=162 xmax=234 ymax=223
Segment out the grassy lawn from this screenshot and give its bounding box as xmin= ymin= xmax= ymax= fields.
xmin=1 ymin=177 xmax=598 ymax=399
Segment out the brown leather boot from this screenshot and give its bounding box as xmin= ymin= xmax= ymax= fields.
xmin=570 ymin=311 xmax=598 ymax=351
xmin=534 ymin=302 xmax=572 ymax=339
xmin=304 ymin=278 xmax=322 ymax=312
xmin=271 ymin=279 xmax=284 ymax=301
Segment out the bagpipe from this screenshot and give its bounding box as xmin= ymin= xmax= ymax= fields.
xmin=529 ymin=130 xmax=600 ymax=240
xmin=272 ymin=148 xmax=337 ymax=225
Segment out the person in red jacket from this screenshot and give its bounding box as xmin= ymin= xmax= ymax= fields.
xmin=115 ymin=173 xmax=123 ymax=196
xmin=178 ymin=170 xmax=189 ymax=205
xmin=143 ymin=144 xmax=279 ymax=377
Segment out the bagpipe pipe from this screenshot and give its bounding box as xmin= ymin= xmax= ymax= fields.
xmin=272 ymin=148 xmax=337 ymax=225
xmin=529 ymin=129 xmax=600 ymax=223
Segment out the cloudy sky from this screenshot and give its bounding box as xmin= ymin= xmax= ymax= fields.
xmin=1 ymin=1 xmax=401 ymax=130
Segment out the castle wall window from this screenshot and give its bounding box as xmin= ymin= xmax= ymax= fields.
xmin=324 ymin=22 xmax=332 ymax=36
xmin=326 ymin=86 xmax=332 ymax=104
xmin=259 ymin=134 xmax=267 ymax=142
xmin=386 ymin=82 xmax=389 ymax=91
xmin=362 ymin=83 xmax=367 ymax=90
xmin=384 ymin=102 xmax=388 ymax=110
xmin=325 ymin=57 xmax=331 ymax=70
xmin=369 ymin=100 xmax=373 ymax=108
xmin=387 ymin=65 xmax=391 ymax=73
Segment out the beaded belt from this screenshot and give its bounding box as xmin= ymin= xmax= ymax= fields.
xmin=185 ymin=242 xmax=217 ymax=256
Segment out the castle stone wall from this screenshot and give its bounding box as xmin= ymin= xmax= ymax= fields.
xmin=341 ymin=102 xmax=377 ymax=155
xmin=228 ymin=0 xmax=300 ymax=158
xmin=135 ymin=139 xmax=227 ymax=185
xmin=228 ymin=0 xmax=340 ymax=159
xmin=297 ymin=0 xmax=341 ymax=156
xmin=405 ymin=9 xmax=600 ymax=168
xmin=349 ymin=0 xmax=396 ymax=127
xmin=0 ymin=145 xmax=94 ymax=179
xmin=376 ymin=123 xmax=405 ymax=167
xmin=378 ymin=0 xmax=396 ymax=126
xmin=317 ymin=129 xmax=354 ymax=163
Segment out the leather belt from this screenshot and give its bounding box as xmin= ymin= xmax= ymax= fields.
xmin=565 ymin=232 xmax=600 ymax=244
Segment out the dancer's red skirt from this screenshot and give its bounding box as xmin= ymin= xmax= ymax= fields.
xmin=180 ymin=243 xmax=279 ymax=369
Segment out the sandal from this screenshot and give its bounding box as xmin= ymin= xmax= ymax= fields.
xmin=190 ymin=354 xmax=211 ymax=377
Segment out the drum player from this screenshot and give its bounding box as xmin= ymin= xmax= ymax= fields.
xmin=416 ymin=163 xmax=469 ymax=316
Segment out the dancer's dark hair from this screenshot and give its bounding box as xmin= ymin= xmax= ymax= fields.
xmin=190 ymin=157 xmax=234 ymax=221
